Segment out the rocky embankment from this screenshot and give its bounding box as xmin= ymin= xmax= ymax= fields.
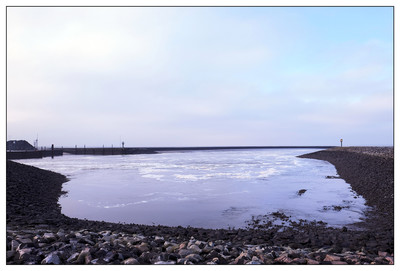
xmin=299 ymin=147 xmax=394 ymax=231
xmin=6 ymin=147 xmax=394 ymax=265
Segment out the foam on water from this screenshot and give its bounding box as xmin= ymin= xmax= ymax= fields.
xmin=17 ymin=149 xmax=369 ymax=229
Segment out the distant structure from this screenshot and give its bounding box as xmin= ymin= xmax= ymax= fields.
xmin=340 ymin=139 xmax=343 ymax=147
xmin=33 ymin=135 xmax=39 ymax=150
xmin=7 ymin=140 xmax=36 ymax=151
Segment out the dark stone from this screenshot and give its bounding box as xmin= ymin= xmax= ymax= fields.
xmin=297 ymin=189 xmax=307 ymax=196
xmin=139 ymin=252 xmax=157 ymax=264
xmin=157 ymin=252 xmax=170 ymax=262
xmin=205 ymin=250 xmax=220 ymax=260
xmin=168 ymin=253 xmax=179 ymax=262
xmin=103 ymin=251 xmax=118 ymax=263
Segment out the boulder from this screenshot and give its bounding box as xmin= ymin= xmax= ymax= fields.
xmin=275 ymin=253 xmax=293 ymax=264
xmin=188 ymin=244 xmax=202 ymax=254
xmin=103 ymin=251 xmax=118 ymax=263
xmin=297 ymin=189 xmax=307 ymax=196
xmin=41 ymin=252 xmax=61 ymax=264
xmin=307 ymin=259 xmax=320 ymax=265
xmin=18 ymin=248 xmax=33 ymax=261
xmin=178 ymin=249 xmax=192 ymax=258
xmin=11 ymin=240 xmax=20 ymax=252
xmin=43 ymin=233 xmax=57 ymax=242
xmin=66 ymin=252 xmax=79 ymax=263
xmin=123 ymin=258 xmax=140 ymax=264
xmin=185 ymin=253 xmax=203 ymax=264
xmin=76 ymin=247 xmax=91 ymax=264
xmin=324 ymin=254 xmax=341 ymax=262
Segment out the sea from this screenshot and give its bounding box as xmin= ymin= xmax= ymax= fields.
xmin=18 ymin=148 xmax=369 ymax=229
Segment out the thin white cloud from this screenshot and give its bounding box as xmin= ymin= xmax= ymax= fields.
xmin=7 ymin=7 xmax=393 ymax=147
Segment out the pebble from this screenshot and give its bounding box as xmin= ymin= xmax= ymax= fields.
xmin=5 ymin=227 xmax=395 ymax=265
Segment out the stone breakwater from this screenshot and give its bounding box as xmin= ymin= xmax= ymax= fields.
xmin=298 ymin=147 xmax=394 ymax=231
xmin=6 ymin=147 xmax=394 ymax=265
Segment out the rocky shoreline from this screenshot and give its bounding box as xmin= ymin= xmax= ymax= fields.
xmin=6 ymin=147 xmax=394 ymax=265
xmin=299 ymin=147 xmax=394 ymax=231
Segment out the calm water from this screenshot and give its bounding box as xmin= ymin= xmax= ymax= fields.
xmin=18 ymin=149 xmax=368 ymax=229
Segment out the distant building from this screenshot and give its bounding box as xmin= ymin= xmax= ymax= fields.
xmin=7 ymin=140 xmax=36 ymax=151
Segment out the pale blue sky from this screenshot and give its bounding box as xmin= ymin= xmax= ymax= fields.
xmin=7 ymin=7 xmax=393 ymax=147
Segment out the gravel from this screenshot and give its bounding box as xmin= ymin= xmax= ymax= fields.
xmin=6 ymin=147 xmax=394 ymax=265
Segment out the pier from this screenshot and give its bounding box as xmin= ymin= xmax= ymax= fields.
xmin=62 ymin=147 xmax=157 ymax=155
xmin=62 ymin=146 xmax=334 ymax=155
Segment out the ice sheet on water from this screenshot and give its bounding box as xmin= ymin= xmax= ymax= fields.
xmin=19 ymin=149 xmax=369 ymax=229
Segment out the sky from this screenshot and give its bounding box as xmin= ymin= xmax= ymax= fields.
xmin=6 ymin=6 xmax=393 ymax=147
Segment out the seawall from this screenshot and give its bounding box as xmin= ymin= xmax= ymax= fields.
xmin=61 ymin=146 xmax=334 ymax=155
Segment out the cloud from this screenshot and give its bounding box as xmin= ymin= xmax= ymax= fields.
xmin=7 ymin=7 xmax=393 ymax=146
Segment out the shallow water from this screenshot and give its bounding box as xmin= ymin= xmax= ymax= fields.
xmin=18 ymin=149 xmax=368 ymax=229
